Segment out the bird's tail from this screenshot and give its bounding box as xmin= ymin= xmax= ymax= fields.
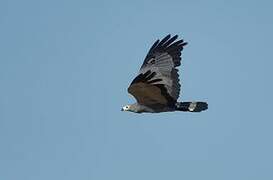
xmin=175 ymin=102 xmax=208 ymax=112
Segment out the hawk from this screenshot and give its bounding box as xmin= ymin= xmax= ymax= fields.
xmin=122 ymin=34 xmax=208 ymax=113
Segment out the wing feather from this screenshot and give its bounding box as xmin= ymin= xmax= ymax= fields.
xmin=128 ymin=34 xmax=187 ymax=107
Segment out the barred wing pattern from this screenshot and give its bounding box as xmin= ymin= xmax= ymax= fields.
xmin=128 ymin=34 xmax=187 ymax=107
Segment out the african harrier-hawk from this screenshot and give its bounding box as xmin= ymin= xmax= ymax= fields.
xmin=122 ymin=34 xmax=208 ymax=113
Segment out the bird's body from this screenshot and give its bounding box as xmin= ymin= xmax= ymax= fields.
xmin=122 ymin=34 xmax=208 ymax=113
xmin=125 ymin=103 xmax=174 ymax=113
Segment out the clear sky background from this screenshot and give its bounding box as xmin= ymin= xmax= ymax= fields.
xmin=1 ymin=0 xmax=273 ymax=179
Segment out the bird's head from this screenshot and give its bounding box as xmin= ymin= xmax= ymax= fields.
xmin=121 ymin=104 xmax=132 ymax=112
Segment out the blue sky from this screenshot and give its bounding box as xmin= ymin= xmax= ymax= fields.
xmin=1 ymin=0 xmax=273 ymax=179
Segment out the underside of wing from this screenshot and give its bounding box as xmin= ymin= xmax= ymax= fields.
xmin=137 ymin=34 xmax=187 ymax=102
xmin=128 ymin=70 xmax=175 ymax=107
xmin=128 ymin=83 xmax=168 ymax=105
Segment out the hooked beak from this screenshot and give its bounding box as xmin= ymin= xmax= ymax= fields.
xmin=121 ymin=108 xmax=124 ymax=111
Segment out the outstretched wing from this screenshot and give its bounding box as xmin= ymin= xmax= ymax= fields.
xmin=128 ymin=34 xmax=187 ymax=107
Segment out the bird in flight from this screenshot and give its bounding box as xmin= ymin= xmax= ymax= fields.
xmin=122 ymin=34 xmax=208 ymax=113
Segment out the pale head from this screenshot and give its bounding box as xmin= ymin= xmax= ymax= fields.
xmin=121 ymin=103 xmax=140 ymax=113
xmin=121 ymin=104 xmax=132 ymax=112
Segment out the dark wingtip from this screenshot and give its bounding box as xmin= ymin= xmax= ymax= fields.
xmin=182 ymin=42 xmax=188 ymax=46
xmin=165 ymin=34 xmax=171 ymax=38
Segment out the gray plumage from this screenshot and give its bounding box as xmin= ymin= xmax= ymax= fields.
xmin=122 ymin=34 xmax=208 ymax=113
